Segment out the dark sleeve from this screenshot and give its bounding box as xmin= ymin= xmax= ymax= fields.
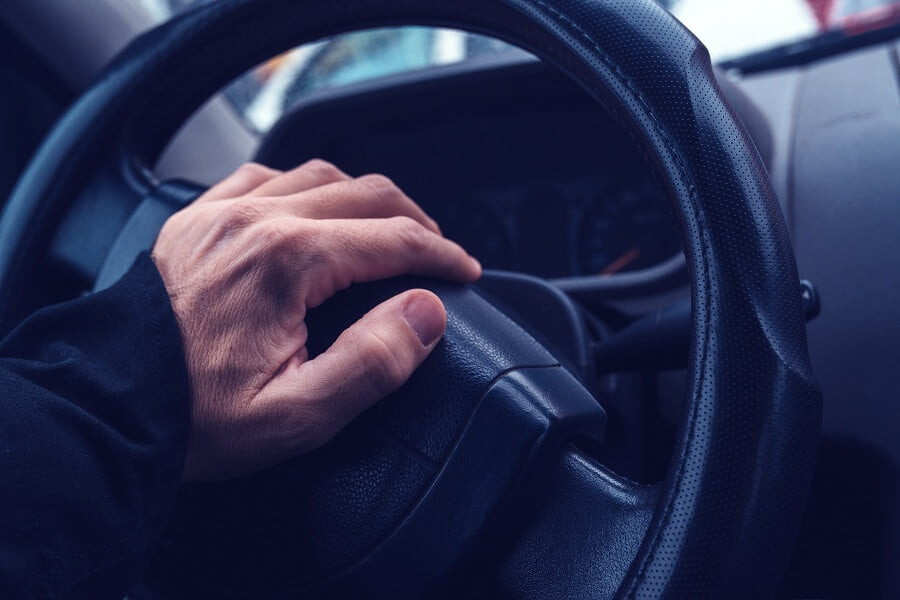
xmin=0 ymin=254 xmax=191 ymax=600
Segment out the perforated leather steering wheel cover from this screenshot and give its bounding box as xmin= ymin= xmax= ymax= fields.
xmin=0 ymin=0 xmax=822 ymax=596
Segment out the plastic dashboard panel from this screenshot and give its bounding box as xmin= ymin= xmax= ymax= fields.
xmin=763 ymin=42 xmax=900 ymax=598
xmin=256 ymin=55 xmax=774 ymax=174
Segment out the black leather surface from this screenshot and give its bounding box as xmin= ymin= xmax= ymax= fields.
xmin=0 ymin=0 xmax=822 ymax=597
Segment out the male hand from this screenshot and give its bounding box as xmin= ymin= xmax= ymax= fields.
xmin=152 ymin=160 xmax=481 ymax=482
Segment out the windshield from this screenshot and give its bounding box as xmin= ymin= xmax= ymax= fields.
xmin=135 ymin=0 xmax=900 ymax=131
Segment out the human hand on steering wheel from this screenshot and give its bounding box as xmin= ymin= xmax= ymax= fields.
xmin=0 ymin=0 xmax=821 ymax=594
xmin=152 ymin=160 xmax=481 ymax=482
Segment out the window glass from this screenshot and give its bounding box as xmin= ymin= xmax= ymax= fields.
xmin=134 ymin=0 xmax=900 ymax=132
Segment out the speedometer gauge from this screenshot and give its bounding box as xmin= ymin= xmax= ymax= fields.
xmin=578 ymin=179 xmax=680 ymax=276
xmin=439 ymin=197 xmax=513 ymax=271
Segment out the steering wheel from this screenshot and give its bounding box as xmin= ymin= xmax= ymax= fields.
xmin=0 ymin=0 xmax=822 ymax=597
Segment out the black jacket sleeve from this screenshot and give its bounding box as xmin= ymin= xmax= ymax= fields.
xmin=0 ymin=254 xmax=191 ymax=599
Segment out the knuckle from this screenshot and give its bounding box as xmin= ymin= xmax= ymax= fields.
xmin=302 ymin=159 xmax=344 ymax=183
xmin=234 ymin=162 xmax=275 ymax=184
xmin=251 ymin=219 xmax=292 ymax=250
xmin=357 ymin=173 xmax=400 ymax=200
xmin=359 ymin=331 xmax=409 ymax=396
xmin=253 ymin=220 xmax=327 ymax=270
xmin=218 ymin=202 xmax=263 ymax=232
xmin=265 ymin=220 xmax=330 ymax=276
xmin=236 ymin=161 xmax=271 ymax=175
xmin=292 ymin=221 xmax=329 ymax=264
xmin=392 ymin=216 xmax=430 ymax=253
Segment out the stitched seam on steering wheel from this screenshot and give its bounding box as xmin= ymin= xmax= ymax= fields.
xmin=520 ymin=1 xmax=713 ymax=594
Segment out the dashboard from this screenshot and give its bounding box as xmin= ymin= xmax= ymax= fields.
xmin=429 ymin=175 xmax=678 ymax=279
xmin=256 ymin=59 xmax=686 ymax=281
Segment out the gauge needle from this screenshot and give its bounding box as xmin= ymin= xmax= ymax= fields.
xmin=601 ymin=247 xmax=641 ymax=276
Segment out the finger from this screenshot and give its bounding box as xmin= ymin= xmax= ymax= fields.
xmin=247 ymin=159 xmax=351 ymax=197
xmin=259 ymin=174 xmax=440 ymax=233
xmin=261 ymin=289 xmax=446 ymax=453
xmin=196 ymin=162 xmax=281 ymax=202
xmin=281 ymin=217 xmax=481 ymax=307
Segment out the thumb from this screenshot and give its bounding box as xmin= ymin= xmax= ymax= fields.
xmin=263 ymin=289 xmax=447 ymax=453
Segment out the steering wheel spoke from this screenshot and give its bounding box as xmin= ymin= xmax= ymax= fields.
xmin=496 ymin=450 xmax=658 ymax=599
xmin=93 ymin=179 xmax=203 ymax=291
xmin=44 ymin=155 xmax=154 ymax=285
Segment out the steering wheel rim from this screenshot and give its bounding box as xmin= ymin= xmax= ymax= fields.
xmin=0 ymin=0 xmax=822 ymax=597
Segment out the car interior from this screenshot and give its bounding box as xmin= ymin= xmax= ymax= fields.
xmin=0 ymin=0 xmax=897 ymax=598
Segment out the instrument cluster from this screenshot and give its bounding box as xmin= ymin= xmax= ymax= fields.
xmin=433 ymin=175 xmax=681 ymax=280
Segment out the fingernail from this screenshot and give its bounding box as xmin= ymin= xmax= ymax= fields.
xmin=403 ymin=294 xmax=445 ymax=347
xmin=470 ymin=257 xmax=483 ymax=278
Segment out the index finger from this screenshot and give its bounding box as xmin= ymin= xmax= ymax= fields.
xmin=282 ymin=216 xmax=481 ymax=308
